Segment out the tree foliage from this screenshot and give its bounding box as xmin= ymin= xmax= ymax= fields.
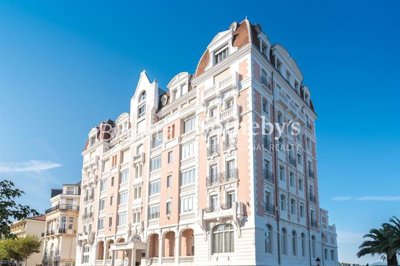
xmin=0 ymin=180 xmax=39 ymax=239
xmin=357 ymin=216 xmax=400 ymax=266
xmin=0 ymin=235 xmax=41 ymax=263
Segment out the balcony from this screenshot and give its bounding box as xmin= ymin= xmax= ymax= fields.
xmin=308 ymin=170 xmax=315 ymax=178
xmin=223 ymin=138 xmax=237 ymax=151
xmin=223 ymin=169 xmax=238 ymax=182
xmin=309 ymin=194 xmax=317 ymax=203
xmin=45 ymin=230 xmax=55 ymax=236
xmin=289 ymin=155 xmax=296 ymax=166
xmin=203 ymin=201 xmax=240 ymax=221
xmin=204 ymin=85 xmax=216 ymax=99
xmin=207 ymin=144 xmax=219 ymax=157
xmin=204 ymin=74 xmax=238 ymax=101
xmin=206 ymin=174 xmax=222 ymax=187
xmin=205 ymin=116 xmax=217 ymax=127
xmin=276 ymin=91 xmax=289 ymax=108
xmin=263 ymin=136 xmax=271 ymax=150
xmin=264 ymin=171 xmax=274 ymax=184
xmin=45 ymin=204 xmax=79 ymax=214
xmin=179 ymin=256 xmax=194 ymax=264
xmin=220 ymin=106 xmax=238 ymax=121
xmin=133 ymin=152 xmax=145 ymax=163
xmin=83 ymin=212 xmax=93 ymax=220
xmin=310 ymin=218 xmax=318 ymax=228
xmin=261 ymin=77 xmax=272 ymax=92
xmin=265 ymin=203 xmax=275 ymax=215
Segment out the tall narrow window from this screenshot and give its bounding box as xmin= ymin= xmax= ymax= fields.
xmin=138 ymin=104 xmax=146 ymax=118
xmin=301 ymin=233 xmax=306 ymax=257
xmin=311 ymin=235 xmax=316 ymax=258
xmin=292 ymin=231 xmax=297 ymax=256
xmin=281 ymin=228 xmax=287 ymax=255
xmin=265 ymin=225 xmax=273 ymax=254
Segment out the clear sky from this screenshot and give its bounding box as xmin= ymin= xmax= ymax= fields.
xmin=0 ymin=0 xmax=399 ymax=264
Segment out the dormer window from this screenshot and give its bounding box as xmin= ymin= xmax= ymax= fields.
xmin=139 ymin=91 xmax=146 ymax=102
xmin=276 ymin=60 xmax=282 ymax=74
xmin=261 ymin=41 xmax=268 ymax=58
xmin=286 ymin=70 xmax=291 ymax=81
xmin=304 ymin=92 xmax=309 ymax=104
xmin=172 ymin=89 xmax=177 ymax=101
xmin=294 ymin=81 xmax=299 ymax=91
xmin=89 ymin=136 xmax=96 ymax=147
xmin=214 ymin=46 xmax=228 ymax=65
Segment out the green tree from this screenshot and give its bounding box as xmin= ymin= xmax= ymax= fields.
xmin=383 ymin=216 xmax=400 ymax=261
xmin=0 ymin=235 xmax=41 ymax=264
xmin=15 ymin=235 xmax=42 ymax=265
xmin=0 ymin=180 xmax=39 ymax=238
xmin=357 ymin=224 xmax=398 ymax=266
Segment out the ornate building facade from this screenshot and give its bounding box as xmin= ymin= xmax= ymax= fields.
xmin=42 ymin=183 xmax=80 ymax=266
xmin=76 ymin=19 xmax=338 ymax=266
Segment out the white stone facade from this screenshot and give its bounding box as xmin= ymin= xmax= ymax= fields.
xmin=76 ymin=19 xmax=338 ymax=266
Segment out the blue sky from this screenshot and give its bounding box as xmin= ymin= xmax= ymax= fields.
xmin=0 ymin=0 xmax=399 ymax=263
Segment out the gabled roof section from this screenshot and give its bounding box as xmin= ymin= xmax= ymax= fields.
xmin=194 ymin=19 xmax=262 ymax=78
xmin=133 ymin=70 xmax=152 ymax=97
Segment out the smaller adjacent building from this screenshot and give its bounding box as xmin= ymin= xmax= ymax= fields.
xmin=10 ymin=216 xmax=46 ymax=266
xmin=42 ymin=183 xmax=81 ymax=266
xmin=320 ymin=208 xmax=339 ymax=266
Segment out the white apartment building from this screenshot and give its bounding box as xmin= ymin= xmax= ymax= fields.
xmin=76 ymin=19 xmax=338 ymax=266
xmin=42 ymin=183 xmax=81 ymax=266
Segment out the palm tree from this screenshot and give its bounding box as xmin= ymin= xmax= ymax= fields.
xmin=357 ymin=225 xmax=398 ymax=266
xmin=384 ymin=216 xmax=400 ymax=261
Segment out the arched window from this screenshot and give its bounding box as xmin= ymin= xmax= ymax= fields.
xmin=281 ymin=228 xmax=287 ymax=255
xmin=139 ymin=91 xmax=146 ymax=102
xmin=311 ymin=235 xmax=316 ymax=258
xmin=265 ymin=224 xmax=273 ymax=254
xmin=212 ymin=224 xmax=234 ymax=254
xmin=292 ymin=231 xmax=297 ymax=256
xmin=301 ymin=233 xmax=306 ymax=257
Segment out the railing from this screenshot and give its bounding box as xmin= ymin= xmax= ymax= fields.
xmin=206 ymin=174 xmax=221 ymax=187
xmin=204 ymin=74 xmax=237 ymax=100
xmin=205 ymin=116 xmax=217 ymax=127
xmin=218 ymin=75 xmax=234 ymax=90
xmin=310 ymin=194 xmax=317 ymax=203
xmin=133 ymin=152 xmax=145 ymax=162
xmin=223 ymin=138 xmax=237 ymax=151
xmin=264 ymin=171 xmax=274 ymax=183
xmin=310 ymin=218 xmax=318 ymax=228
xmin=220 ymin=107 xmax=235 ymax=120
xmin=265 ymin=203 xmax=275 ymax=214
xmin=83 ymin=212 xmax=93 ymax=219
xmin=45 ymin=204 xmax=79 ymax=214
xmin=204 ymin=85 xmax=216 ymax=99
xmin=263 ymin=136 xmax=271 ymax=150
xmin=179 ymin=256 xmax=194 ymax=263
xmin=224 ymin=169 xmax=238 ymax=182
xmin=221 ymin=202 xmax=233 ymax=210
xmin=308 ymin=170 xmax=315 ymax=178
xmin=161 ymin=257 xmax=175 ymax=263
xmin=58 ymin=228 xmax=66 ymax=234
xmin=289 ymin=155 xmax=296 ymax=166
xmin=207 ymin=144 xmax=219 ymax=156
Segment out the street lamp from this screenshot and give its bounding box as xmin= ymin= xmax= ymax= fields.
xmin=316 ymin=257 xmax=321 ymax=266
